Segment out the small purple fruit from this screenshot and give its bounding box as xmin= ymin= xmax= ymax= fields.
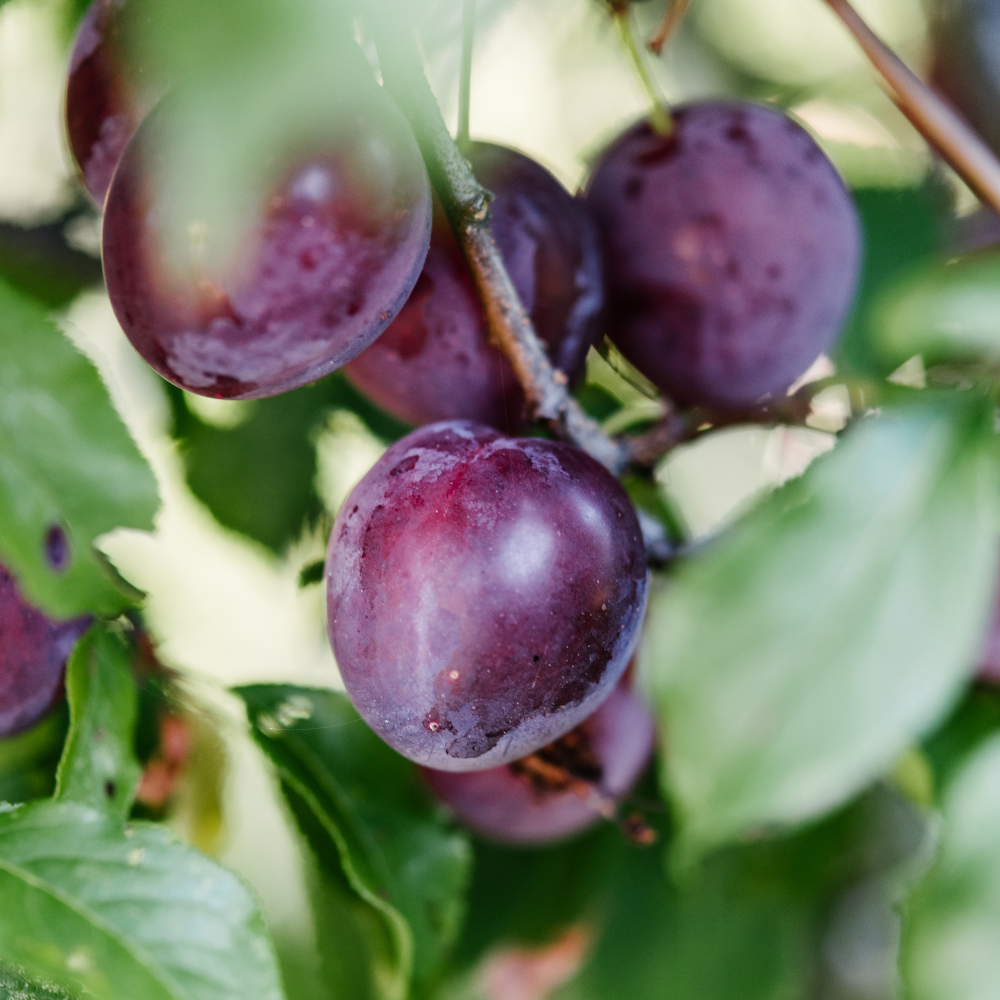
xmin=344 ymin=142 xmax=604 ymax=430
xmin=584 ymin=100 xmax=861 ymax=409
xmin=325 ymin=420 xmax=649 ymax=771
xmin=421 ymin=678 xmax=655 ymax=844
xmin=102 ymin=89 xmax=432 ymax=400
xmin=0 ymin=564 xmax=90 ymax=739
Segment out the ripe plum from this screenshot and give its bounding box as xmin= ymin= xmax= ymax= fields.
xmin=102 ymin=91 xmax=432 ymax=399
xmin=66 ymin=0 xmax=141 ymax=205
xmin=584 ymin=101 xmax=861 ymax=409
xmin=421 ymin=677 xmax=655 ymax=843
xmin=326 ymin=420 xmax=648 ymax=771
xmin=0 ymin=565 xmax=90 ymax=739
xmin=344 ymin=142 xmax=604 ymax=429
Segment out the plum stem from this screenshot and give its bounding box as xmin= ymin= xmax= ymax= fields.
xmin=647 ymin=0 xmax=693 ymax=56
xmin=612 ymin=8 xmax=673 ymax=135
xmin=457 ymin=0 xmax=475 ymax=149
xmin=820 ymin=0 xmax=1000 ymax=215
xmin=622 ymin=377 xmax=861 ymax=467
xmin=371 ymin=22 xmax=628 ymax=473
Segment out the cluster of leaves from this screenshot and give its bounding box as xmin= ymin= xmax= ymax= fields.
xmin=5 ymin=0 xmax=1000 ymax=999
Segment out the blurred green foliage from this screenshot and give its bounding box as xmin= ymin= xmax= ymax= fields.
xmin=167 ymin=373 xmax=408 ymax=553
xmin=643 ymin=399 xmax=1000 ymax=860
xmin=0 ymin=277 xmax=159 ymax=618
xmin=836 ymin=184 xmax=948 ymax=378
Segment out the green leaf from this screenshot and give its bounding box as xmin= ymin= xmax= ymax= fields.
xmin=0 ymin=799 xmax=285 ymax=1000
xmin=923 ymin=683 xmax=1000 ymax=795
xmin=876 ymin=252 xmax=1000 ymax=368
xmin=0 ymin=215 xmax=103 ymax=310
xmin=287 ymin=785 xmax=402 ymax=1000
xmin=0 ymin=964 xmax=78 ymax=1000
xmin=167 ymin=373 xmax=407 ymax=552
xmin=835 ymin=184 xmax=946 ymax=377
xmin=558 ymin=785 xmax=930 ymax=1000
xmin=55 ymin=624 xmax=141 ymax=820
xmin=0 ymin=708 xmax=68 ymax=807
xmin=643 ymin=402 xmax=1000 ymax=860
xmin=902 ymin=732 xmax=1000 ymax=1000
xmin=453 ymin=827 xmax=619 ymax=970
xmin=237 ymin=685 xmax=472 ymax=995
xmin=0 ymin=276 xmax=159 ymax=618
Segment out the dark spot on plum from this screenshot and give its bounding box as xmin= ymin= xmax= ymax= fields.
xmin=389 ymin=455 xmax=419 ymax=476
xmin=624 ymin=176 xmax=643 ymax=200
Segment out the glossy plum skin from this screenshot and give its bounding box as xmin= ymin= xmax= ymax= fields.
xmin=102 ymin=93 xmax=432 ymax=400
xmin=344 ymin=142 xmax=604 ymax=430
xmin=584 ymin=101 xmax=861 ymax=409
xmin=326 ymin=421 xmax=649 ymax=771
xmin=421 ymin=678 xmax=655 ymax=843
xmin=66 ymin=0 xmax=137 ymax=205
xmin=0 ymin=565 xmax=90 ymax=740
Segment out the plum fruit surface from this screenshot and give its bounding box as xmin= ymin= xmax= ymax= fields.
xmin=326 ymin=420 xmax=648 ymax=771
xmin=585 ymin=101 xmax=861 ymax=409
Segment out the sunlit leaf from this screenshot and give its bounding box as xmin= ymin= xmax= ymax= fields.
xmin=0 ymin=277 xmax=158 ymax=618
xmin=643 ymin=402 xmax=1000 ymax=859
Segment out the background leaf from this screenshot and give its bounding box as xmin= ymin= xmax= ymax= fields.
xmin=0 ymin=210 xmax=102 ymax=310
xmin=54 ymin=624 xmax=141 ymax=820
xmin=0 ymin=964 xmax=78 ymax=1000
xmin=237 ymin=685 xmax=473 ymax=995
xmin=166 ymin=375 xmax=407 ymax=553
xmin=0 ymin=277 xmax=159 ymax=618
xmin=0 ymin=800 xmax=285 ymax=1000
xmin=557 ymin=785 xmax=930 ymax=1000
xmin=835 ymin=184 xmax=947 ymax=378
xmin=876 ymin=252 xmax=1000 ymax=368
xmin=0 ymin=709 xmax=68 ymax=807
xmin=643 ymin=402 xmax=1000 ymax=859
xmin=902 ymin=732 xmax=1000 ymax=1000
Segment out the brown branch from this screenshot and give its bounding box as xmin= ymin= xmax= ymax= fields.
xmin=820 ymin=0 xmax=1000 ymax=215
xmin=370 ymin=22 xmax=628 ymax=474
xmin=648 ymin=0 xmax=693 ymax=55
xmin=621 ymin=383 xmax=821 ymax=467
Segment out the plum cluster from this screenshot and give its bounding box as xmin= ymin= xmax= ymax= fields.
xmin=43 ymin=2 xmax=866 ymax=841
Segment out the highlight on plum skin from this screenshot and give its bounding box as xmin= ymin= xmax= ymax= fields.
xmin=0 ymin=564 xmax=91 ymax=740
xmin=344 ymin=142 xmax=604 ymax=430
xmin=584 ymin=100 xmax=862 ymax=410
xmin=66 ymin=0 xmax=138 ymax=206
xmin=421 ymin=677 xmax=655 ymax=844
xmin=326 ymin=420 xmax=649 ymax=772
xmin=101 ymin=91 xmax=433 ymax=401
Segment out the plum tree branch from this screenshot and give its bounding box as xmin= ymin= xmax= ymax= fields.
xmin=371 ymin=22 xmax=628 ymax=473
xmin=648 ymin=0 xmax=693 ymax=56
xmin=821 ymin=0 xmax=1000 ymax=215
